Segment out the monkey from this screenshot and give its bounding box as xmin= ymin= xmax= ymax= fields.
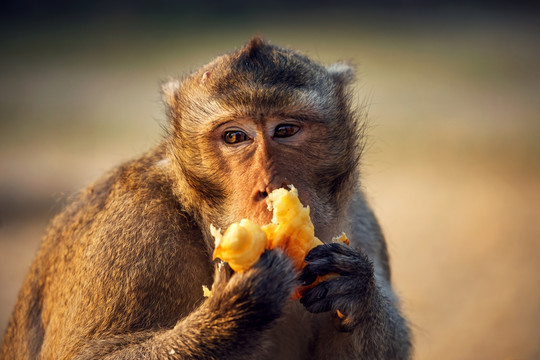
xmin=0 ymin=36 xmax=411 ymax=359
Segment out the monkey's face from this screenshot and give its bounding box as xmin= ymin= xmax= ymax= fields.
xmin=208 ymin=114 xmax=323 ymax=225
xmin=165 ymin=37 xmax=363 ymax=242
xmin=171 ymin=106 xmax=355 ymax=242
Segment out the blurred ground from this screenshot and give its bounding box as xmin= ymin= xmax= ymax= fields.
xmin=1 ymin=8 xmax=539 ymax=359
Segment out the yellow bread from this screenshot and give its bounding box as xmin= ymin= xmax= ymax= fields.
xmin=211 ymin=219 xmax=267 ymax=273
xmin=261 ymin=186 xmax=323 ymax=271
xmin=212 ymin=186 xmax=346 ymax=274
xmin=212 ymin=186 xmax=322 ymax=272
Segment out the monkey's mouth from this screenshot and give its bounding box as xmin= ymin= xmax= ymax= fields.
xmin=252 ymin=206 xmax=274 ymax=226
xmin=231 ymin=200 xmax=274 ymax=227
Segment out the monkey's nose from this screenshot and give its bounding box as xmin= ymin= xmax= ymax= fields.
xmin=255 ymin=190 xmax=269 ymax=202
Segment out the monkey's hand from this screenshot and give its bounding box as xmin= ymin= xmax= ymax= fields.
xmin=206 ymin=249 xmax=296 ymax=333
xmin=299 ymin=243 xmax=375 ymax=332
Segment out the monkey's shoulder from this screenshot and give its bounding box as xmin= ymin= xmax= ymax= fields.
xmin=40 ymin=146 xmax=209 ymax=276
xmin=32 ymin=147 xmax=212 ymax=328
xmin=51 ymin=147 xmax=187 ymax=231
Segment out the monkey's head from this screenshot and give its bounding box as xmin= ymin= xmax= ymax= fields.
xmin=163 ymin=36 xmax=364 ymax=243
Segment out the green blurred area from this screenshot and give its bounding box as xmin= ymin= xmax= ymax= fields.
xmin=1 ymin=9 xmax=539 ymax=360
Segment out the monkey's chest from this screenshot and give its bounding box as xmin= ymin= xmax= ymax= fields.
xmin=265 ymin=300 xmax=317 ymax=360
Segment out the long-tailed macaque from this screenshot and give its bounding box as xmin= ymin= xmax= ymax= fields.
xmin=0 ymin=36 xmax=411 ymax=359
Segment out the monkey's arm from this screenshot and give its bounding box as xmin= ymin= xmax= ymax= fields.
xmin=75 ymin=251 xmax=295 ymax=360
xmin=300 ymin=243 xmax=411 ymax=359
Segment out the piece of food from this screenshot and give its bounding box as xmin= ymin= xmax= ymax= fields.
xmin=262 ymin=186 xmax=323 ymax=271
xmin=332 ymin=232 xmax=350 ymax=246
xmin=212 ymin=186 xmax=324 ymax=272
xmin=210 ymin=185 xmax=350 ymax=299
xmin=202 ymin=285 xmax=212 ymax=298
xmin=211 ymin=219 xmax=267 ymax=272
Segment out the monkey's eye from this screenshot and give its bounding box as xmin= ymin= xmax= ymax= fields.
xmin=223 ymin=130 xmax=249 ymax=144
xmin=274 ymin=124 xmax=300 ymax=138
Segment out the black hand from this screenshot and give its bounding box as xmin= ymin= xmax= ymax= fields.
xmin=299 ymin=243 xmax=375 ymax=331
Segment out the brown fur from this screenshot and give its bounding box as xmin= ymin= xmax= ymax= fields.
xmin=0 ymin=36 xmax=410 ymax=359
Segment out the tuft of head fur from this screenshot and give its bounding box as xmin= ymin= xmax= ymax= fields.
xmin=242 ymin=35 xmax=268 ymax=59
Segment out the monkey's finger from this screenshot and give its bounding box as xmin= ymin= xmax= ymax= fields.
xmin=299 ymin=259 xmax=340 ymax=284
xmin=301 ymin=297 xmax=333 ymax=314
xmin=223 ymin=250 xmax=295 ymax=296
xmin=298 ymin=268 xmax=318 ymax=286
xmin=304 ymin=243 xmax=356 ymax=262
xmin=252 ymin=249 xmax=291 ymax=271
xmin=301 ymin=254 xmax=354 ymax=279
xmin=210 ymin=260 xmax=233 ymax=291
xmin=299 ymin=275 xmax=351 ymax=308
xmin=303 ymin=244 xmax=347 ymax=276
xmin=299 ymin=282 xmax=335 ymax=313
xmin=301 ymin=274 xmax=367 ymax=310
xmin=332 ymin=298 xmax=362 ymax=332
xmin=304 ymin=244 xmax=373 ymax=277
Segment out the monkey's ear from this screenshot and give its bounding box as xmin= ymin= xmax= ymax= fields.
xmin=327 ymin=62 xmax=355 ymax=87
xmin=161 ymin=79 xmax=181 ymax=109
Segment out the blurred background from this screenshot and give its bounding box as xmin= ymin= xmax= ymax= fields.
xmin=1 ymin=1 xmax=539 ymax=359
